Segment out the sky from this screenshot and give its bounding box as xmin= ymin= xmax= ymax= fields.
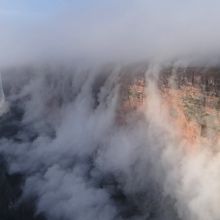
xmin=0 ymin=0 xmax=121 ymax=19
xmin=1 ymin=0 xmax=64 ymax=15
xmin=1 ymin=0 xmax=220 ymax=67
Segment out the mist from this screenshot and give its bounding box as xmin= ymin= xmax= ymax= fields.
xmin=0 ymin=64 xmax=220 ymax=220
xmin=1 ymin=0 xmax=220 ymax=67
xmin=1 ymin=1 xmax=220 ymax=220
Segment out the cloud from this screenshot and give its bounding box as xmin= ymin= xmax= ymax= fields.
xmin=2 ymin=63 xmax=220 ymax=220
xmin=1 ymin=1 xmax=220 ymax=220
xmin=0 ymin=65 xmax=178 ymax=220
xmin=1 ymin=0 xmax=220 ymax=67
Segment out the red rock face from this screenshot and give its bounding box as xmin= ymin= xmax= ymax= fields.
xmin=116 ymin=72 xmax=146 ymax=124
xmin=117 ymin=67 xmax=220 ymax=148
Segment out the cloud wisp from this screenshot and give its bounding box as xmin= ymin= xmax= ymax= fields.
xmin=0 ymin=65 xmax=220 ymax=220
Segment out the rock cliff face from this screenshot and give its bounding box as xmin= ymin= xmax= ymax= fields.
xmin=118 ymin=67 xmax=220 ymax=146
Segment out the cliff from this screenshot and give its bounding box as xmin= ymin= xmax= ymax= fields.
xmin=118 ymin=67 xmax=220 ymax=146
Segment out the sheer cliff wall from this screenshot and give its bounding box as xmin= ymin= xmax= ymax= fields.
xmin=118 ymin=67 xmax=220 ymax=145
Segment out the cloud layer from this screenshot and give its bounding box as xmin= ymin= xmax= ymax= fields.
xmin=1 ymin=1 xmax=220 ymax=220
xmin=1 ymin=65 xmax=220 ymax=220
xmin=1 ymin=0 xmax=220 ymax=67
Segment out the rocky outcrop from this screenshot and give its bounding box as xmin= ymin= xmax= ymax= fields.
xmin=118 ymin=67 xmax=220 ymax=145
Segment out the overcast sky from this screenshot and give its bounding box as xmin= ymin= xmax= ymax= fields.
xmin=1 ymin=0 xmax=220 ymax=67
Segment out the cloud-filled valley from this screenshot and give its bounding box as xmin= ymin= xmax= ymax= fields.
xmin=1 ymin=1 xmax=220 ymax=220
